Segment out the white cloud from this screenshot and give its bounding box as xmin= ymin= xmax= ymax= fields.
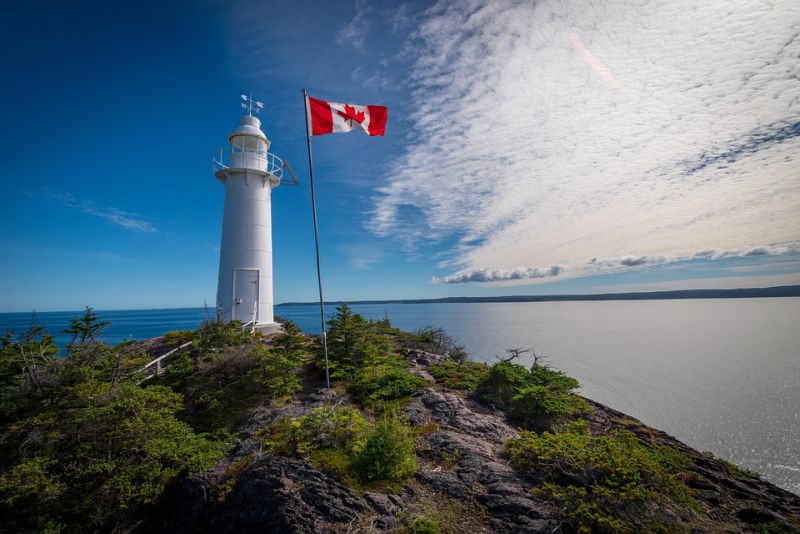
xmin=435 ymin=264 xmax=563 ymax=284
xmin=371 ymin=0 xmax=800 ymax=283
xmin=44 ymin=189 xmax=157 ymax=233
xmin=337 ymin=0 xmax=373 ymax=50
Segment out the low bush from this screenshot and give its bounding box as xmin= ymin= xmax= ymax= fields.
xmin=196 ymin=320 xmax=252 ymax=352
xmin=265 ymin=407 xmax=417 ymax=485
xmin=505 ymin=424 xmax=694 ymax=533
xmin=351 ymin=355 xmax=428 ymax=406
xmin=162 ymin=329 xmax=197 ymax=346
xmin=476 ymin=361 xmax=587 ymax=431
xmin=0 ymin=383 xmax=225 ymax=532
xmin=265 ymin=405 xmax=370 ymax=457
xmin=353 ymin=415 xmax=417 ymax=482
xmin=404 ymin=515 xmax=442 ymax=534
xmin=264 ymin=406 xmax=367 ymax=487
xmin=429 ymin=360 xmax=488 ymax=390
xmin=182 ymin=343 xmax=304 ymax=433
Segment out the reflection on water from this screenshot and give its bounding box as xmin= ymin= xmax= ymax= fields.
xmin=2 ymin=298 xmax=798 ymax=494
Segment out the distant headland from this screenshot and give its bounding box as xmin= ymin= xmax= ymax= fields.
xmin=279 ymin=284 xmax=800 ymax=306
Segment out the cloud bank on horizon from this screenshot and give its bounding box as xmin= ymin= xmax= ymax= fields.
xmin=372 ymin=0 xmax=800 ymax=284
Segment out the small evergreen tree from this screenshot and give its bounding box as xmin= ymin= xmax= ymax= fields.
xmin=353 ymin=415 xmax=417 ymax=482
xmin=63 ymin=306 xmax=110 ymax=347
xmin=1 ymin=315 xmax=59 ymax=401
xmin=326 ymin=304 xmax=372 ymax=376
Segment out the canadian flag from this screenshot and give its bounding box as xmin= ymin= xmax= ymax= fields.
xmin=306 ymin=96 xmax=388 ymax=136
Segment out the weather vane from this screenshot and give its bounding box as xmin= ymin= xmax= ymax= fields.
xmin=241 ymin=93 xmax=264 ymax=116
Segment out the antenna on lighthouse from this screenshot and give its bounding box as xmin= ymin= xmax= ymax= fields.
xmin=241 ymin=93 xmax=264 ymax=116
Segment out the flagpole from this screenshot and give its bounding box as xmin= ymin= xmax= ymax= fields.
xmin=302 ymin=88 xmax=331 ymax=390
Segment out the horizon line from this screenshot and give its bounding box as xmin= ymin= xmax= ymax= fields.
xmin=2 ymin=284 xmax=799 ymax=315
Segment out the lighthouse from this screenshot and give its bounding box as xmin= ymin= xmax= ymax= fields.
xmin=213 ymin=96 xmax=294 ymax=334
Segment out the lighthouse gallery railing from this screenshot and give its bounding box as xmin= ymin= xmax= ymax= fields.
xmin=213 ymin=147 xmax=299 ymax=186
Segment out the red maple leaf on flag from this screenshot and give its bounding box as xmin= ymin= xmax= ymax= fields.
xmin=337 ymin=105 xmax=366 ymax=127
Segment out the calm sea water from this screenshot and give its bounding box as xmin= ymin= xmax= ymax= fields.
xmin=2 ymin=298 xmax=798 ymax=494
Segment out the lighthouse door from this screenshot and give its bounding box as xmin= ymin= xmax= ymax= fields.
xmin=233 ymin=269 xmax=259 ymax=323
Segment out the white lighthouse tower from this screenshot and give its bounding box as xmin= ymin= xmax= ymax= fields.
xmin=213 ymin=95 xmax=295 ymax=334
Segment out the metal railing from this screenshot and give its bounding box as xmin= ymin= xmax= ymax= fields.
xmin=212 ymin=147 xmax=299 ymax=186
xmin=137 ymin=341 xmax=193 ymax=382
xmin=213 ymin=147 xmax=284 ymax=177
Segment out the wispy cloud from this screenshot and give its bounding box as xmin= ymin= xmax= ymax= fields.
xmin=588 ymin=242 xmax=800 ymax=273
xmin=351 ymin=66 xmax=394 ymax=90
xmin=340 ymin=242 xmax=387 ymax=271
xmin=390 ymin=3 xmax=414 ymax=33
xmin=371 ymin=0 xmax=800 ymax=284
xmin=337 ymin=0 xmax=373 ymax=50
xmin=44 ymin=189 xmax=157 ymax=233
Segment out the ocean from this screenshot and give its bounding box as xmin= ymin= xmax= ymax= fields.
xmin=2 ymin=297 xmax=799 ymax=494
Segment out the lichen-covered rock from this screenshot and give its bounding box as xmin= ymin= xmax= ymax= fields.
xmin=404 ymin=387 xmax=519 ymax=443
xmin=408 ymin=390 xmax=558 ymax=533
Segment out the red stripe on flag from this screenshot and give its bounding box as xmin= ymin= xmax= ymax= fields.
xmin=367 ymin=105 xmax=388 ymax=136
xmin=308 ymin=96 xmax=333 ymax=135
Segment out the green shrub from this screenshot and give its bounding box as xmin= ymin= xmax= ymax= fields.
xmin=506 ymin=384 xmax=589 ymax=431
xmin=352 ymin=355 xmax=427 ymax=405
xmin=505 ymin=426 xmax=694 ymax=533
xmin=196 ymin=320 xmax=252 ymax=351
xmin=265 ymin=405 xmax=370 ymax=457
xmin=477 ymin=361 xmax=587 ymax=431
xmin=162 ymin=329 xmax=197 ymax=346
xmin=0 ymin=384 xmax=225 ymax=532
xmin=179 ymin=343 xmax=304 ymax=434
xmin=429 ymin=360 xmax=488 ymax=390
xmin=353 ymin=416 xmax=417 ymax=482
xmin=1 ymin=322 xmax=60 ymax=413
xmin=404 ymin=515 xmax=442 ymax=534
xmin=263 ymin=406 xmax=372 ymax=487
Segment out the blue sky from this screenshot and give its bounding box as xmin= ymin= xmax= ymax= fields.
xmin=1 ymin=0 xmax=799 ymax=312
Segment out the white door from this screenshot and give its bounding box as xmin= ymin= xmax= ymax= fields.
xmin=233 ymin=269 xmax=259 ymax=323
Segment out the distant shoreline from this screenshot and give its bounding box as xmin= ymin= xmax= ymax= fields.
xmin=2 ymin=285 xmax=799 ymax=315
xmin=278 ymin=284 xmax=800 ymax=306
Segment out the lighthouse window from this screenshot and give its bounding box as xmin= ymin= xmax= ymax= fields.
xmin=231 ymin=135 xmax=267 ymax=156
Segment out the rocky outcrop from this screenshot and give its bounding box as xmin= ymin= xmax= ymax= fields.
xmin=404 ymin=387 xmax=557 ymax=533
xmin=160 ymin=351 xmax=800 ymax=534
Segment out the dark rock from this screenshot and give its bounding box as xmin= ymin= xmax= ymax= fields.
xmin=478 ymin=493 xmax=545 ymax=518
xmin=736 ymin=506 xmax=785 ymax=525
xmin=698 ymin=489 xmax=721 ymax=506
xmin=420 ymin=428 xmax=555 ymax=530
xmin=166 ymin=456 xmax=368 ymax=533
xmin=364 ymin=492 xmax=399 ymax=515
xmin=405 ymin=388 xmax=518 ymax=444
xmin=417 ymin=470 xmax=470 ymax=498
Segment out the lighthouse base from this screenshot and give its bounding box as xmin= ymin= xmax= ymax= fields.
xmin=254 ymin=322 xmax=284 ymax=336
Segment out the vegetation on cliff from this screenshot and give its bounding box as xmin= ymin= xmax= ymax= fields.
xmin=1 ymin=305 xmax=797 ymax=533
